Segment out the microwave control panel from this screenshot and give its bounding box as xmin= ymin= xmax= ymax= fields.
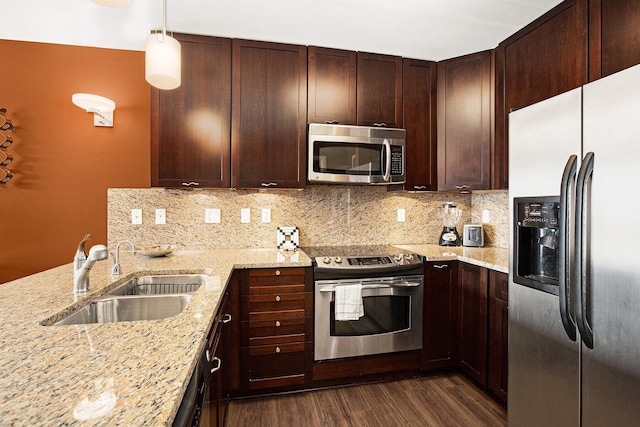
xmin=516 ymin=199 xmax=560 ymax=228
xmin=390 ymin=145 xmax=403 ymax=175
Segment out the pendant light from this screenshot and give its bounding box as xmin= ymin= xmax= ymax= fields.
xmin=145 ymin=0 xmax=181 ymax=90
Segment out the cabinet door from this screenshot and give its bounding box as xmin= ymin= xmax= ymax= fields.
xmin=231 ymin=40 xmax=307 ymax=189
xmin=437 ymin=50 xmax=492 ymax=192
xmin=403 ymin=58 xmax=437 ymax=191
xmin=151 ymin=34 xmax=231 ymax=188
xmin=495 ymin=0 xmax=587 ymax=188
xmin=308 ymin=46 xmax=357 ymax=125
xmin=457 ymin=262 xmax=488 ymax=385
xmin=356 ymin=52 xmax=403 ymax=128
xmin=422 ymin=261 xmax=457 ymax=370
xmin=488 ymin=270 xmax=508 ymax=405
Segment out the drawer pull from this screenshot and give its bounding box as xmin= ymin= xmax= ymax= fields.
xmin=275 ymin=347 xmax=281 ymax=354
xmin=275 ymin=295 xmax=281 ymax=302
xmin=275 ymin=321 xmax=281 ymax=327
xmin=210 ymin=357 xmax=221 ymax=373
xmin=275 ymin=270 xmax=281 ymax=276
xmin=222 ymin=313 xmax=232 ymax=324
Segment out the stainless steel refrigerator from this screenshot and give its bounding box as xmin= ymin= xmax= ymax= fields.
xmin=508 ymin=63 xmax=640 ymax=426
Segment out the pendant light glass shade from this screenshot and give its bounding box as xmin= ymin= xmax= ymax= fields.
xmin=145 ymin=33 xmax=181 ymax=90
xmin=91 ymin=0 xmax=131 ymax=6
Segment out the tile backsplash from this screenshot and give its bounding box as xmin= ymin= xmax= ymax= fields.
xmin=108 ymin=187 xmax=508 ymax=250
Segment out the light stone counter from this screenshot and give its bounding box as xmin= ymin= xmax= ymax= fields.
xmin=0 ymin=248 xmax=310 ymax=426
xmin=394 ymin=244 xmax=509 ymax=273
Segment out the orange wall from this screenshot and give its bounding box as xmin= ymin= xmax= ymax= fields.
xmin=0 ymin=40 xmax=150 ymax=284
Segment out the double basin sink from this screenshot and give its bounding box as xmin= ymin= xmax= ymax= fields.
xmin=51 ymin=274 xmax=207 ymax=326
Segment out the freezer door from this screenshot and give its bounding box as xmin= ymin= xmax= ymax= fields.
xmin=581 ymin=63 xmax=640 ymax=427
xmin=508 ymin=88 xmax=582 ymax=426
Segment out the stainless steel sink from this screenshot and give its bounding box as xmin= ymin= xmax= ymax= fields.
xmin=106 ymin=274 xmax=206 ymax=296
xmin=49 ymin=274 xmax=207 ymax=326
xmin=53 ymin=294 xmax=193 ymax=325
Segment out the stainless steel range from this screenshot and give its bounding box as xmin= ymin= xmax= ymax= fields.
xmin=304 ymin=246 xmax=424 ymax=361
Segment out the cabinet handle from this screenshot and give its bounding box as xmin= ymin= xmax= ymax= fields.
xmin=413 ymin=185 xmax=427 ymax=190
xmin=210 ymin=357 xmax=221 ymax=373
xmin=325 ymin=120 xmax=339 ymax=124
xmin=275 ymin=295 xmax=281 ymax=302
xmin=275 ymin=270 xmax=281 ymax=276
xmin=275 ymin=347 xmax=281 ymax=354
xmin=261 ymin=182 xmax=277 ymax=187
xmin=222 ymin=313 xmax=232 ymax=324
xmin=275 ymin=320 xmax=281 ymax=327
xmin=181 ymin=181 xmax=200 ymax=187
xmin=433 ymin=264 xmax=449 ymax=269
xmin=373 ymin=122 xmax=387 ymax=127
xmin=455 ymin=185 xmax=471 ymax=193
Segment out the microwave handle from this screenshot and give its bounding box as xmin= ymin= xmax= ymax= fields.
xmin=383 ymin=139 xmax=391 ymax=182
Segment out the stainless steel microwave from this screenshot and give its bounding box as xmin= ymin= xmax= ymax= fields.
xmin=307 ymin=123 xmax=406 ymax=185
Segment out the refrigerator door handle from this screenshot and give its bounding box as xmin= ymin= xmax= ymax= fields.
xmin=575 ymin=151 xmax=595 ymax=349
xmin=559 ymin=154 xmax=578 ymax=341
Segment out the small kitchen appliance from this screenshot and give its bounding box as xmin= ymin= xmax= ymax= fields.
xmin=439 ymin=202 xmax=461 ymax=246
xmin=462 ymin=224 xmax=485 ymax=247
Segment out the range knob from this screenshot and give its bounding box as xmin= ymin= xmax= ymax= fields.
xmin=394 ymin=254 xmax=403 ymax=262
xmin=405 ymin=254 xmax=414 ymax=261
xmin=335 ymin=257 xmax=343 ymax=264
xmin=322 ymin=257 xmax=331 ymax=264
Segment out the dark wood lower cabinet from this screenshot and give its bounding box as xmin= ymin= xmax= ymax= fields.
xmin=488 ymin=270 xmax=509 ymax=405
xmin=202 ymin=293 xmax=230 ymax=427
xmin=457 ymin=262 xmax=489 ymax=386
xmin=422 ymin=261 xmax=457 ymax=370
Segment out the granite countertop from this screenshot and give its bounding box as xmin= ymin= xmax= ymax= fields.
xmin=0 ymin=245 xmax=506 ymax=426
xmin=0 ymin=248 xmax=310 ymax=426
xmin=394 ymin=244 xmax=509 ymax=273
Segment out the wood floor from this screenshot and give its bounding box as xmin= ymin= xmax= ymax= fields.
xmin=226 ymin=373 xmax=507 ymax=427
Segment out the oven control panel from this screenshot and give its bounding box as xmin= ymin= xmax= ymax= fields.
xmin=316 ymin=253 xmax=421 ymax=269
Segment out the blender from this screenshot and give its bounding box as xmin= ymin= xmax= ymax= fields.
xmin=439 ymin=202 xmax=462 ymax=246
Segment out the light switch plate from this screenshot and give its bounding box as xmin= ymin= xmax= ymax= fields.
xmin=155 ymin=208 xmax=166 ymax=225
xmin=241 ymin=208 xmax=251 ymax=223
xmin=131 ymin=209 xmax=142 ymax=225
xmin=262 ymin=208 xmax=271 ymax=223
xmin=397 ymin=208 xmax=406 ymax=222
xmin=205 ymin=208 xmax=221 ymax=224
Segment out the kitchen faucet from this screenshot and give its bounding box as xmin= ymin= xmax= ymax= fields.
xmin=111 ymin=240 xmax=136 ymax=275
xmin=73 ymin=234 xmax=109 ymax=294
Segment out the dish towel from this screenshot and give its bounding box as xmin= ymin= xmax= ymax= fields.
xmin=334 ymin=284 xmax=364 ymax=321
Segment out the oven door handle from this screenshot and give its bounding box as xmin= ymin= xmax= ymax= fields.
xmin=319 ymin=282 xmax=421 ymax=292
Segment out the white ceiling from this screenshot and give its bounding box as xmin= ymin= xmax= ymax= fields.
xmin=1 ymin=0 xmax=562 ymax=61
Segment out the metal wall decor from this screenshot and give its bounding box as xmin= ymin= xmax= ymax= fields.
xmin=0 ymin=108 xmax=15 ymax=185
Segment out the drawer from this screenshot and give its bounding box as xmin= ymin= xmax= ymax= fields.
xmin=249 ymin=333 xmax=306 ymax=348
xmin=249 ymin=309 xmax=306 ymax=322
xmin=248 ymin=294 xmax=307 ymax=313
xmin=248 ymin=341 xmax=306 ymax=356
xmin=249 ymin=284 xmax=306 ymax=295
xmin=249 ymin=317 xmax=307 ymax=338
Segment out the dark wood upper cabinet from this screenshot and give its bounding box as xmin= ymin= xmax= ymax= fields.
xmin=151 ymin=34 xmax=231 ymax=188
xmin=307 ymin=47 xmax=357 ymax=125
xmin=356 ymin=52 xmax=403 ymax=128
xmin=494 ymin=0 xmax=588 ymax=189
xmin=590 ymin=0 xmax=640 ymax=80
xmin=403 ymin=58 xmax=437 ymax=191
xmin=437 ymin=50 xmax=493 ymax=192
xmin=231 ymin=40 xmax=307 ymax=189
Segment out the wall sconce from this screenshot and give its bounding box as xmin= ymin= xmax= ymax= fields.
xmin=145 ymin=0 xmax=181 ymax=90
xmin=72 ymin=93 xmax=116 ymax=127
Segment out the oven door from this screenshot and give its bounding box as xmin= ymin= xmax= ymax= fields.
xmin=314 ymin=275 xmax=423 ymax=361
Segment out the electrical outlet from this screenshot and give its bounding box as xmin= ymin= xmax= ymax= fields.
xmin=262 ymin=208 xmax=271 ymax=223
xmin=205 ymin=208 xmax=221 ymax=224
xmin=241 ymin=208 xmax=251 ymax=224
xmin=155 ymin=208 xmax=166 ymax=225
xmin=482 ymin=209 xmax=490 ymax=223
xmin=397 ymin=208 xmax=406 ymax=222
xmin=131 ymin=209 xmax=142 ymax=225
